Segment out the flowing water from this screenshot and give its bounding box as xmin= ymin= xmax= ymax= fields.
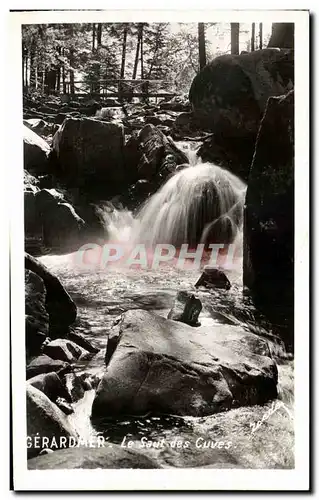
xmin=38 ymin=150 xmax=294 ymax=468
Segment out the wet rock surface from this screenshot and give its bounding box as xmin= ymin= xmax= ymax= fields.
xmin=195 ymin=267 xmax=231 ymax=290
xmin=25 ymin=253 xmax=77 ymax=337
xmin=92 ymin=309 xmax=278 ymax=419
xmin=167 ymin=290 xmax=202 ymax=326
xmin=26 ymin=354 xmax=71 ymax=380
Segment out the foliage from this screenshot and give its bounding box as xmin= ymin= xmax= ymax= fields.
xmin=21 ymin=22 xmax=267 ymax=95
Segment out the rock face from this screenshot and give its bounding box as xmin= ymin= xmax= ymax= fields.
xmin=27 ymin=372 xmax=72 ymax=404
xmin=25 ymin=188 xmax=85 ymax=253
xmin=27 ymin=445 xmax=159 ymax=469
xmin=167 ymin=291 xmax=202 ymax=326
xmin=25 ymin=253 xmax=77 ymax=337
xmin=24 ymin=124 xmax=50 ymax=175
xmin=43 ymin=339 xmax=89 ymax=362
xmin=92 ymin=310 xmax=277 ymax=419
xmin=125 ymin=124 xmax=189 ymax=186
xmin=26 ymin=355 xmax=71 ymax=380
xmin=189 ymin=49 xmax=294 ymax=179
xmin=25 ymin=270 xmax=49 ymax=356
xmin=67 ymin=331 xmax=99 ymax=354
xmin=51 ymin=117 xmax=125 ymax=193
xmin=243 ymin=90 xmax=294 ymax=350
xmin=26 ymin=385 xmax=77 ymax=458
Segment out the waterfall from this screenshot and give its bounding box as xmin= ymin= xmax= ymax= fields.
xmin=133 ymin=163 xmax=246 ymax=247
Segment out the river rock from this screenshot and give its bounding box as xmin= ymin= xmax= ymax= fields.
xmin=27 ymin=445 xmax=159 ymax=469
xmin=51 ymin=117 xmax=125 ymax=194
xmin=26 ymin=355 xmax=71 ymax=379
xmin=25 ymin=270 xmax=49 ymax=356
xmin=55 ymin=397 xmax=74 ymax=415
xmin=66 ymin=331 xmax=99 ymax=354
xmin=159 ymin=94 xmax=191 ymax=112
xmin=27 ymin=372 xmax=72 ymax=404
xmin=167 ymin=290 xmax=202 ymax=326
xmin=126 ymin=124 xmax=189 ymax=187
xmin=189 ymin=49 xmax=294 ymax=180
xmin=25 ymin=253 xmax=77 ymax=337
xmin=43 ymin=202 xmax=85 ymax=251
xmin=25 ymin=189 xmax=85 ymax=253
xmin=24 ymin=118 xmax=56 ymax=137
xmin=195 ymin=267 xmax=231 ymax=290
xmin=70 ymin=373 xmax=93 ymax=402
xmin=26 ymin=384 xmax=77 ymax=458
xmin=24 ymin=191 xmax=41 ymax=237
xmin=92 ymin=310 xmax=277 ymax=419
xmin=43 ymin=339 xmax=88 ymax=363
xmin=24 ymin=124 xmax=50 ymax=175
xmin=243 ymin=90 xmax=294 ymax=350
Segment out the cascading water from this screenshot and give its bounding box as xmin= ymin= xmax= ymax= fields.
xmin=133 ymin=163 xmax=246 ymax=247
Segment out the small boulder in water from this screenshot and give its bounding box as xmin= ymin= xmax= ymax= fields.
xmin=195 ymin=267 xmax=231 ymax=290
xmin=26 ymin=354 xmax=72 ymax=380
xmin=167 ymin=291 xmax=202 ymax=326
xmin=43 ymin=339 xmax=89 ymax=363
xmin=66 ymin=331 xmax=99 ymax=354
xmin=55 ymin=397 xmax=74 ymax=415
xmin=27 ymin=372 xmax=72 ymax=404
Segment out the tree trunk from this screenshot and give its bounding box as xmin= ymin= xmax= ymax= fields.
xmin=120 ymin=24 xmax=128 ymax=79
xmin=231 ymin=23 xmax=240 ymax=55
xmin=92 ymin=23 xmax=96 ymax=52
xmin=62 ymin=49 xmax=66 ymax=94
xmin=69 ymin=48 xmax=75 ymax=94
xmin=132 ymin=24 xmax=142 ymax=79
xmin=29 ymin=42 xmax=36 ymax=88
xmin=251 ymin=23 xmax=255 ymax=51
xmin=22 ymin=43 xmax=25 ymax=87
xmin=147 ymin=25 xmax=161 ymax=79
xmin=97 ymin=24 xmax=102 ymax=46
xmin=140 ymin=24 xmax=144 ymax=79
xmin=268 ymin=23 xmax=294 ymax=49
xmin=198 ymin=23 xmax=207 ymax=70
xmin=259 ymin=23 xmax=263 ymax=49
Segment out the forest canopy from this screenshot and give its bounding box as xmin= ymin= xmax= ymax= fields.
xmin=22 ymin=22 xmax=273 ymax=96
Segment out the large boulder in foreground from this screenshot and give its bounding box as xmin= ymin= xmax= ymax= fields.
xmin=243 ymin=91 xmax=294 ymax=350
xmin=27 ymin=385 xmax=77 ymax=458
xmin=189 ymin=49 xmax=294 ymax=179
xmin=28 ymin=445 xmax=159 ymax=469
xmin=25 ymin=253 xmax=77 ymax=337
xmin=92 ymin=310 xmax=277 ymax=419
xmin=51 ymin=117 xmax=125 ymax=194
xmin=24 ymin=124 xmax=50 ymax=175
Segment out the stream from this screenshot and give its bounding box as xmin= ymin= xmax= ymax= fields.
xmin=37 ymin=143 xmax=294 ymax=468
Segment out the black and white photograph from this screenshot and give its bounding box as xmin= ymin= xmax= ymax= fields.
xmin=8 ymin=8 xmax=309 ymax=492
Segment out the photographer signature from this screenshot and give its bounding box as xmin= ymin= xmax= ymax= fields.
xmin=250 ymin=401 xmax=294 ymax=434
